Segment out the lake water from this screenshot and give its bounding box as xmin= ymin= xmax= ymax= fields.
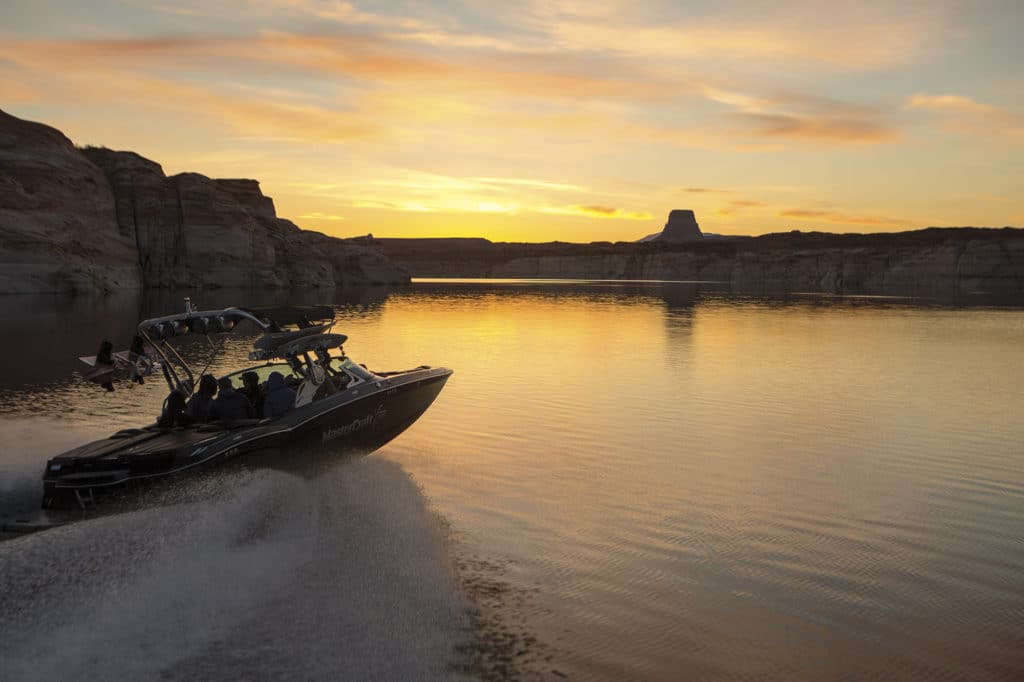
xmin=2 ymin=280 xmax=1023 ymax=680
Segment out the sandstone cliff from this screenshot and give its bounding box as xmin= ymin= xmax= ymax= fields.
xmin=374 ymin=229 xmax=1024 ymax=298
xmin=0 ymin=110 xmax=408 ymax=294
xmin=0 ymin=110 xmax=141 ymax=294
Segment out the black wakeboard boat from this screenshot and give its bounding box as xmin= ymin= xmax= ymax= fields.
xmin=40 ymin=302 xmax=452 ymax=510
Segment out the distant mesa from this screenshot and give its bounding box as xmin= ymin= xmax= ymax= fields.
xmin=639 ymin=209 xmax=704 ymax=243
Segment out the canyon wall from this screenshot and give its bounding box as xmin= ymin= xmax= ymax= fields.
xmin=0 ymin=110 xmax=408 ymax=294
xmin=0 ymin=111 xmax=141 ymax=294
xmin=375 ymin=230 xmax=1024 ymax=297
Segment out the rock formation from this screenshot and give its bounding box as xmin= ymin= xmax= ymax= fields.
xmin=658 ymin=209 xmax=703 ymax=242
xmin=0 ymin=109 xmax=408 ymax=294
xmin=640 ymin=209 xmax=704 ymax=243
xmin=0 ymin=110 xmax=141 ymax=294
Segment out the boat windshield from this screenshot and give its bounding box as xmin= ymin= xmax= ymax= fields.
xmin=331 ymin=357 xmax=375 ymax=381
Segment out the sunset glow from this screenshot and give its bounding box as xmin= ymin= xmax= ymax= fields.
xmin=2 ymin=0 xmax=1021 ymax=241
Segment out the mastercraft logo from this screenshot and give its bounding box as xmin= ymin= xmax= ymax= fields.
xmin=322 ymin=404 xmax=387 ymax=444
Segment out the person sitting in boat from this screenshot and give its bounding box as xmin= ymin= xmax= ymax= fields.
xmin=185 ymin=374 xmax=218 ymax=423
xmin=240 ymin=371 xmax=264 ymax=416
xmin=263 ymin=371 xmax=296 ymax=419
xmin=211 ymin=376 xmax=253 ymax=422
xmin=127 ymin=335 xmax=148 ymax=385
xmin=95 ymin=339 xmax=116 ymax=392
xmin=158 ymin=385 xmax=189 ymax=427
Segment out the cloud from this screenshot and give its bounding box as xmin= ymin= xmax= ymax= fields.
xmin=635 ymin=109 xmax=896 ymax=150
xmin=277 ymin=0 xmax=438 ymax=31
xmin=251 ymin=0 xmax=938 ymax=68
xmin=472 ymin=177 xmax=587 ymax=193
xmin=577 ymin=205 xmax=617 ymax=215
xmin=0 ymin=77 xmax=37 ymax=103
xmin=715 ymin=198 xmax=766 ymax=216
xmin=779 ymin=209 xmax=903 ymax=226
xmin=299 ymin=212 xmax=345 ymax=221
xmin=692 ymin=83 xmax=899 ymax=146
xmin=287 ymin=170 xmax=635 ymax=219
xmin=700 ymin=86 xmax=772 ymax=112
xmin=347 ymin=199 xmax=432 ymax=212
xmin=906 ymin=93 xmax=1024 ymax=139
xmin=684 ymin=187 xmax=733 ymax=194
xmin=729 ymin=112 xmax=898 ymax=144
xmin=542 ymin=205 xmax=652 ymax=219
xmin=73 ymin=72 xmax=382 ymax=142
xmin=0 ymin=33 xmax=666 ymax=102
xmin=494 ymin=0 xmax=941 ymax=68
xmin=187 ymin=89 xmax=375 ymax=142
xmin=0 ymin=28 xmax=904 ymax=152
xmin=906 ymin=93 xmax=997 ymax=114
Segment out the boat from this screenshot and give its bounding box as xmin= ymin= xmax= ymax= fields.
xmin=78 ymin=348 xmax=155 ymax=388
xmin=40 ymin=301 xmax=452 ymax=510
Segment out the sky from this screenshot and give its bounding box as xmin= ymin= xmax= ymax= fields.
xmin=1 ymin=0 xmax=1022 ymax=242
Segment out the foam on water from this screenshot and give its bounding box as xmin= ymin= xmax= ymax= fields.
xmin=0 ymin=418 xmax=472 ymax=681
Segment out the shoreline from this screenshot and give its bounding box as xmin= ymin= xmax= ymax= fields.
xmin=370 ymin=227 xmax=1024 ymax=297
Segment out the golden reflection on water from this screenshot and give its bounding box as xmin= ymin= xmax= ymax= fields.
xmin=365 ymin=283 xmax=1024 ymax=681
xmin=2 ymin=282 xmax=1023 ymax=680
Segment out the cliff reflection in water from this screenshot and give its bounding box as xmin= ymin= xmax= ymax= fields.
xmin=0 ymin=286 xmax=393 ymax=393
xmin=1 ymin=280 xmax=1023 ymax=681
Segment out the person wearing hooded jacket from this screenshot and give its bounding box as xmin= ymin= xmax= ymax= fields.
xmin=263 ymin=371 xmax=296 ymax=418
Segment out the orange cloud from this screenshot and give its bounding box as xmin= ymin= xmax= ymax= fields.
xmin=473 ymin=177 xmax=587 ymax=193
xmin=0 ymin=33 xmax=667 ymax=102
xmin=906 ymin=93 xmax=997 ymax=114
xmin=715 ymin=198 xmax=766 ymax=216
xmin=906 ymin=93 xmax=1024 ymax=139
xmin=730 ymin=112 xmax=898 ymax=144
xmin=505 ymin=6 xmax=935 ymax=69
xmin=684 ymin=187 xmax=733 ymax=194
xmin=299 ymin=212 xmax=345 ymax=221
xmin=0 ymin=30 xmax=906 ymax=153
xmin=287 ymin=170 xmax=639 ymax=220
xmin=0 ymin=77 xmax=37 ymax=104
xmin=244 ymin=0 xmax=945 ymax=71
xmin=95 ymin=74 xmax=378 ymax=142
xmin=542 ymin=205 xmax=651 ymax=220
xmin=0 ymin=46 xmax=384 ymax=143
xmin=779 ymin=209 xmax=903 ymax=226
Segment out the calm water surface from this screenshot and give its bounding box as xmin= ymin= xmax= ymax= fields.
xmin=2 ymin=280 xmax=1023 ymax=680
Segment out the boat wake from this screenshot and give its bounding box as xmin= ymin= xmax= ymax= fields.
xmin=0 ymin=419 xmax=471 ymax=681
